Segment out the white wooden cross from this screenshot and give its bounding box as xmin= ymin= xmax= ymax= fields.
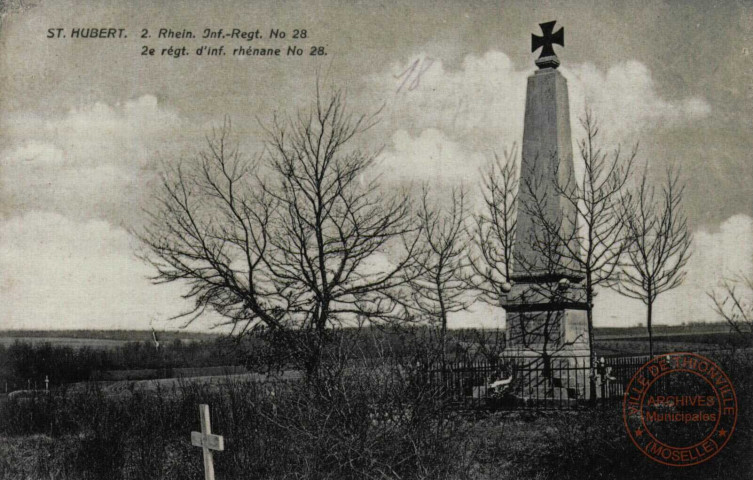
xmin=191 ymin=404 xmax=225 ymax=480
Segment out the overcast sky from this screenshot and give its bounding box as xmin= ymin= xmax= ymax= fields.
xmin=1 ymin=0 xmax=751 ymax=331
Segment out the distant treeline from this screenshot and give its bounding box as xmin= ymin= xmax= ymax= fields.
xmin=593 ymin=322 xmax=731 ymax=338
xmin=0 ymin=337 xmax=246 ymax=390
xmin=0 ymin=329 xmax=222 ymax=342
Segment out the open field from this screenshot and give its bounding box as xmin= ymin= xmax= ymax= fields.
xmin=0 ymin=323 xmax=735 ymax=344
xmin=593 ymin=322 xmax=731 ymax=338
xmin=0 ymin=329 xmax=220 ymax=345
xmin=2 ymin=349 xmax=752 ymax=480
xmin=0 ymin=336 xmax=131 ymax=349
xmin=1 ymin=324 xmax=742 ymax=392
xmin=593 ymin=325 xmax=745 ymax=356
xmin=594 ymin=338 xmax=747 ymax=356
xmin=0 ymin=323 xmax=737 ymax=350
xmin=0 ymin=326 xmax=750 ymax=479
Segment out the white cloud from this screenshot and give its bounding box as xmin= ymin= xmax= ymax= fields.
xmin=1 ymin=95 xmax=184 ymax=222
xmin=0 ymin=212 xmax=204 ymax=331
xmin=690 ymin=214 xmax=753 ymax=283
xmin=372 ymin=51 xmax=710 ymax=153
xmin=48 ymin=95 xmax=181 ymax=168
xmin=371 ymin=51 xmax=527 ymax=148
xmin=379 ymin=128 xmax=488 ymax=186
xmin=8 ymin=141 xmax=65 ymax=165
xmin=594 ymin=214 xmax=753 ymax=327
xmin=565 ymin=60 xmax=711 ymax=139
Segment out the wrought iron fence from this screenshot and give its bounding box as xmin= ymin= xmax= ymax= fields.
xmin=423 ymin=354 xmax=654 ymax=410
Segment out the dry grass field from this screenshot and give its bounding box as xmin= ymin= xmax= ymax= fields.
xmin=1 ymin=347 xmax=751 ymax=480
xmin=1 ymin=327 xmax=750 ymax=479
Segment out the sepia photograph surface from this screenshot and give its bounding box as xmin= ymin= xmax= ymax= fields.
xmin=0 ymin=1 xmax=752 ymax=478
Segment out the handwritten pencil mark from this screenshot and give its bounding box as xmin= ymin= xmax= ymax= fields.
xmin=394 ymin=57 xmax=435 ymax=93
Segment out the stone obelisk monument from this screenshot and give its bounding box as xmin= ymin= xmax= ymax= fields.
xmin=503 ymin=21 xmax=589 ymax=360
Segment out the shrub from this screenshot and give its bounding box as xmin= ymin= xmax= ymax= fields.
xmin=0 ymin=358 xmax=472 ymax=479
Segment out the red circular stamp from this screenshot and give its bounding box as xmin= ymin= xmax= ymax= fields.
xmin=623 ymin=352 xmax=737 ymax=467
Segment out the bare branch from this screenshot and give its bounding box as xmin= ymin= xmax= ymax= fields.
xmin=140 ymin=87 xmax=418 ymax=374
xmin=709 ymin=275 xmax=753 ymax=346
xmin=410 ymin=185 xmax=472 ymax=355
xmin=467 ymin=147 xmax=519 ymax=305
xmin=614 ymin=165 xmax=692 ymax=355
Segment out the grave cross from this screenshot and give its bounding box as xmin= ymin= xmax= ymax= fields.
xmin=191 ymin=404 xmax=225 ymax=480
xmin=531 ymin=20 xmax=564 ymax=59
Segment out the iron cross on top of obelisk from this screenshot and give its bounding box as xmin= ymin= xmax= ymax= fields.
xmin=532 ymin=20 xmax=564 ymax=69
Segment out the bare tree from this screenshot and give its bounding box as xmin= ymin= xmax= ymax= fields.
xmin=410 ymin=185 xmax=471 ymax=359
xmin=710 ymin=275 xmax=753 ymax=347
xmin=140 ymin=88 xmax=420 ymax=374
xmin=616 ymin=167 xmax=692 ymax=356
xmin=523 ymin=110 xmax=636 ymax=398
xmin=467 ymin=148 xmax=518 ymax=305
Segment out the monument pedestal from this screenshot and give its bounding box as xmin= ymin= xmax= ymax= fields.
xmin=501 ymin=275 xmax=591 ymax=400
xmin=502 ymin=281 xmax=591 ymax=401
xmin=502 ymin=277 xmax=589 ymax=357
